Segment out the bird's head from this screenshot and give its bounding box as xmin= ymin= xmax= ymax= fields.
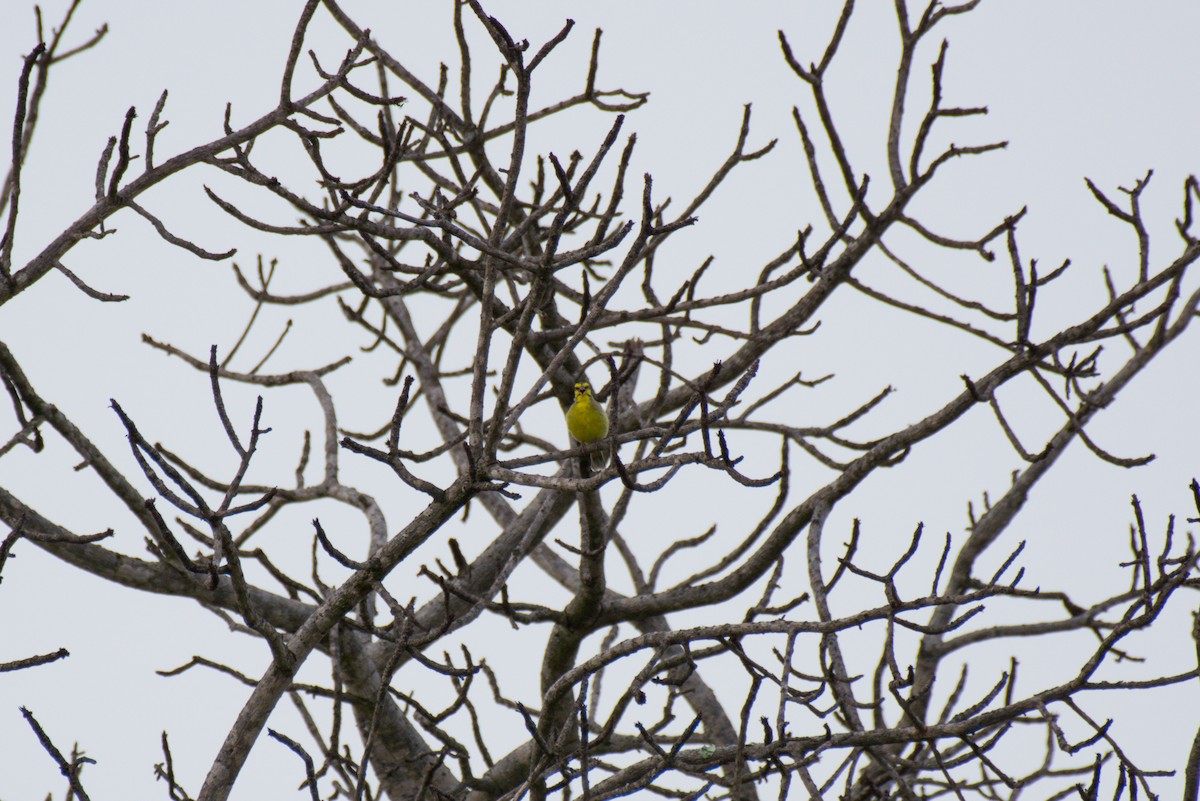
xmin=573 ymin=381 xmax=593 ymax=401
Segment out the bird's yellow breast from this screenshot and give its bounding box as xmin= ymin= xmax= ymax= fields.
xmin=566 ymin=385 xmax=608 ymax=444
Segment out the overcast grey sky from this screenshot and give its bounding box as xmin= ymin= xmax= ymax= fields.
xmin=2 ymin=2 xmax=1200 ymax=799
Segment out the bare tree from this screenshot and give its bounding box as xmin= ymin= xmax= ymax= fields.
xmin=3 ymin=2 xmax=1199 ymax=800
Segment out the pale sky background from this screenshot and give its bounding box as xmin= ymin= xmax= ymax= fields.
xmin=2 ymin=2 xmax=1200 ymax=799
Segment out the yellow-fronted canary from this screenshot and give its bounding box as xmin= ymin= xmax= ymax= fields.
xmin=565 ymin=381 xmax=609 ymax=471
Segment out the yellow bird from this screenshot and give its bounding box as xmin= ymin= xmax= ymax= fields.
xmin=565 ymin=381 xmax=609 ymax=471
